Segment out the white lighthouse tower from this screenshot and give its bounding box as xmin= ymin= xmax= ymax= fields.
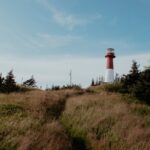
xmin=105 ymin=48 xmax=116 ymax=83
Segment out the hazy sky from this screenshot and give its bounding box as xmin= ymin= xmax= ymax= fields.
xmin=0 ymin=0 xmax=150 ymax=88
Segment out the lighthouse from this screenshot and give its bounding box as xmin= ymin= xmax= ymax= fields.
xmin=105 ymin=48 xmax=116 ymax=83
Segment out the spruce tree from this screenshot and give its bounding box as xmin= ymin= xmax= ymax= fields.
xmin=91 ymin=79 xmax=95 ymax=86
xmin=122 ymin=60 xmax=140 ymax=88
xmin=130 ymin=66 xmax=150 ymax=104
xmin=0 ymin=73 xmax=4 ymax=91
xmin=129 ymin=60 xmax=140 ymax=83
xmin=23 ymin=75 xmax=36 ymax=87
xmin=4 ymin=70 xmax=17 ymax=93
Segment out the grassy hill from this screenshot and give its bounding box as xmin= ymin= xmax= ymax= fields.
xmin=0 ymin=86 xmax=150 ymax=150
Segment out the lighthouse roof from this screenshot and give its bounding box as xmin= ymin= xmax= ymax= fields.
xmin=107 ymin=48 xmax=114 ymax=53
xmin=105 ymin=48 xmax=115 ymax=58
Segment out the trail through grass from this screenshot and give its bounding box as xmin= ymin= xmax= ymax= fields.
xmin=0 ymin=87 xmax=150 ymax=150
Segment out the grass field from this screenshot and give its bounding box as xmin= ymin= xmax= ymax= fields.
xmin=0 ymin=86 xmax=149 ymax=150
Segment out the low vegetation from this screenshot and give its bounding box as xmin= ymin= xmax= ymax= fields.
xmin=61 ymin=90 xmax=150 ymax=150
xmin=0 ymin=89 xmax=84 ymax=150
xmin=0 ymin=86 xmax=149 ymax=150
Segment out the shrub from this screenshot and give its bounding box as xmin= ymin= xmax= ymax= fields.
xmin=51 ymin=85 xmax=60 ymax=90
xmin=61 ymin=84 xmax=82 ymax=90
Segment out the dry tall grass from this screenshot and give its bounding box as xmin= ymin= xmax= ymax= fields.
xmin=61 ymin=91 xmax=150 ymax=150
xmin=0 ymin=87 xmax=150 ymax=150
xmin=0 ymin=89 xmax=83 ymax=150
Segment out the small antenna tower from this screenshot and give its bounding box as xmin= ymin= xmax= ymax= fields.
xmin=21 ymin=77 xmax=23 ymax=84
xmin=69 ymin=70 xmax=72 ymax=86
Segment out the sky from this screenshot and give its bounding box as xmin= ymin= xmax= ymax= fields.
xmin=0 ymin=0 xmax=150 ymax=88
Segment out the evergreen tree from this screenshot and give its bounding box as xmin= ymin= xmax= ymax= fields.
xmin=4 ymin=70 xmax=17 ymax=93
xmin=23 ymin=75 xmax=36 ymax=87
xmin=91 ymin=79 xmax=95 ymax=86
xmin=0 ymin=74 xmax=4 ymax=86
xmin=121 ymin=61 xmax=150 ymax=104
xmin=130 ymin=66 xmax=150 ymax=104
xmin=129 ymin=60 xmax=140 ymax=82
xmin=0 ymin=73 xmax=4 ymax=91
xmin=121 ymin=60 xmax=140 ymax=88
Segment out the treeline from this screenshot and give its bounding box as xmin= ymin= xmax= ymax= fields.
xmin=47 ymin=84 xmax=82 ymax=91
xmin=0 ymin=70 xmax=36 ymax=93
xmin=121 ymin=61 xmax=150 ymax=104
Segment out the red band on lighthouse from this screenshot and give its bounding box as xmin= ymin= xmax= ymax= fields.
xmin=106 ymin=56 xmax=114 ymax=69
xmin=105 ymin=48 xmax=116 ymax=83
xmin=105 ymin=51 xmax=115 ymax=69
